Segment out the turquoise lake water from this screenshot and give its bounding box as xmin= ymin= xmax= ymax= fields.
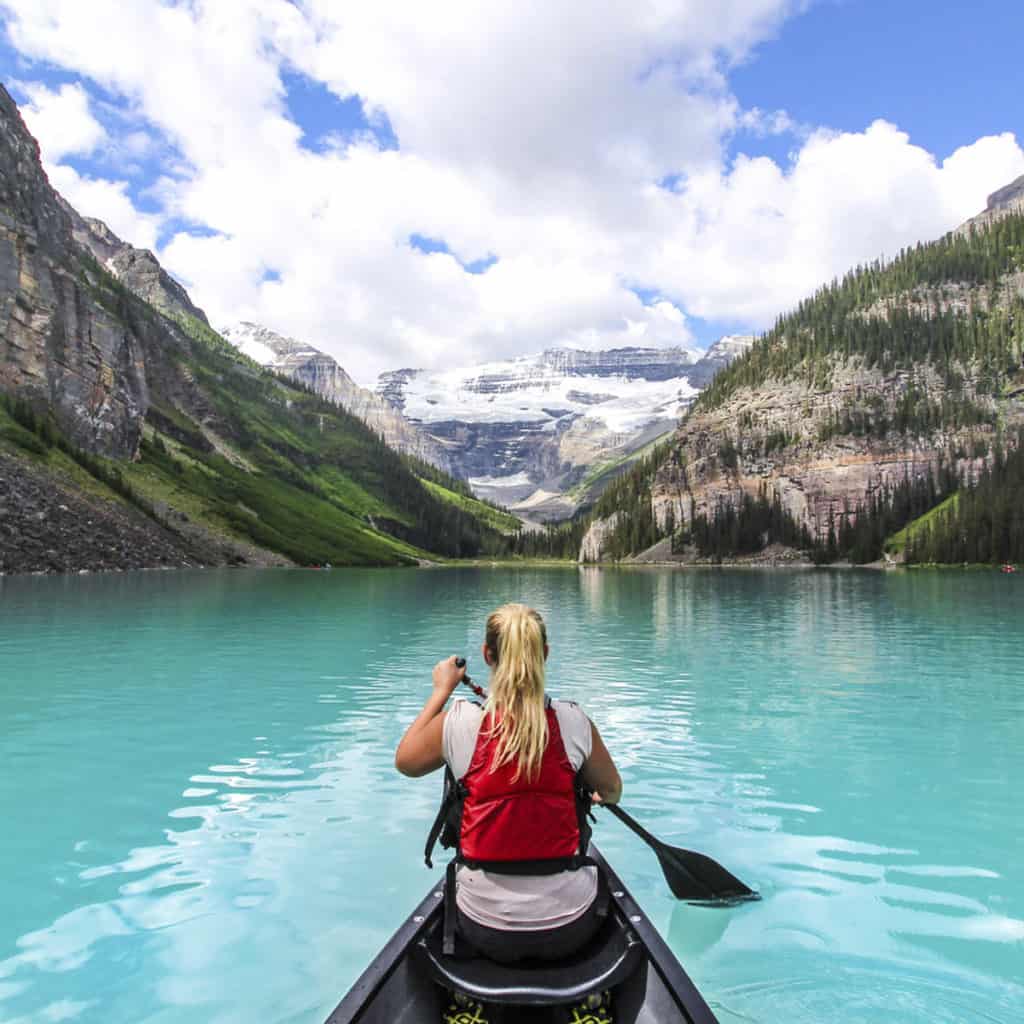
xmin=0 ymin=567 xmax=1022 ymax=1023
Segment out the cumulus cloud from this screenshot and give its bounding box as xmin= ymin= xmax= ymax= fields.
xmin=19 ymin=81 xmax=106 ymax=161
xmin=3 ymin=0 xmax=1022 ymax=383
xmin=638 ymin=122 xmax=1024 ymax=325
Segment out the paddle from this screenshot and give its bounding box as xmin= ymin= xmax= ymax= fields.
xmin=602 ymin=803 xmax=758 ymax=904
xmin=452 ymin=659 xmax=759 ymax=905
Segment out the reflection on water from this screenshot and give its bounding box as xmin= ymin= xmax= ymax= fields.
xmin=0 ymin=567 xmax=1022 ymax=1023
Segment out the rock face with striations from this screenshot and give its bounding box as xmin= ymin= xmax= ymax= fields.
xmin=220 ymin=322 xmax=452 ymax=471
xmin=0 ymin=86 xmax=149 ymax=458
xmin=649 ymin=362 xmax=1001 ymax=545
xmin=375 ymin=339 xmax=753 ymax=519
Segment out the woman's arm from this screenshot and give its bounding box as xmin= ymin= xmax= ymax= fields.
xmin=394 ymin=655 xmax=466 ymax=778
xmin=582 ymin=721 xmax=623 ymax=804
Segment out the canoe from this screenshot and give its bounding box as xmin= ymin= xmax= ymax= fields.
xmin=324 ymin=844 xmax=718 ymax=1024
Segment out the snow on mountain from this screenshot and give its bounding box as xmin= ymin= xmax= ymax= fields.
xmin=230 ymin=331 xmax=281 ymax=366
xmin=219 ymin=324 xmax=752 ymax=520
xmin=377 ymin=340 xmax=753 ymax=519
xmin=395 ymin=359 xmax=699 ymax=431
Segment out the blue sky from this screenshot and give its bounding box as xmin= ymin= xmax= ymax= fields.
xmin=1 ymin=1 xmax=1021 ymax=375
xmin=729 ymin=0 xmax=1023 ymax=167
xmin=281 ymin=67 xmax=398 ymax=153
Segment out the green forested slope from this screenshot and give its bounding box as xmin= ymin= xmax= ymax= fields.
xmin=700 ymin=214 xmax=1024 ymax=412
xmin=902 ymin=441 xmax=1024 ymax=564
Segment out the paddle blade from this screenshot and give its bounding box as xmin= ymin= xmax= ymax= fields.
xmin=654 ymin=841 xmax=759 ymax=904
xmin=603 ymin=803 xmax=759 ymax=904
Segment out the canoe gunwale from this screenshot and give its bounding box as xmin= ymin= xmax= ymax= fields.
xmin=323 ymin=843 xmax=719 ymax=1024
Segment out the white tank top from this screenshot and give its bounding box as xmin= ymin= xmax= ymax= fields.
xmin=442 ymin=697 xmax=599 ymax=931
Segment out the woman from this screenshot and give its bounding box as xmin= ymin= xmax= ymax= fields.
xmin=395 ymin=603 xmax=622 ymax=966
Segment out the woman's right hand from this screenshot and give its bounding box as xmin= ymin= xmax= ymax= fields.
xmin=432 ymin=655 xmax=466 ymax=698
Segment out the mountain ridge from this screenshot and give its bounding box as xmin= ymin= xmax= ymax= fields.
xmin=956 ymin=174 xmax=1024 ymax=236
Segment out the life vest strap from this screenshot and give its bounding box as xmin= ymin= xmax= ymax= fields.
xmin=457 ymin=853 xmax=597 ymax=875
xmin=443 ymin=860 xmax=458 ymax=956
xmin=425 ymin=766 xmax=467 ymax=869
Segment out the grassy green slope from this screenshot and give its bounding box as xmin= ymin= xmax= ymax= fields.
xmin=420 ymin=478 xmax=521 ymax=535
xmin=884 ymin=493 xmax=960 ymax=558
xmin=0 ymin=402 xmax=132 ymax=502
xmin=565 ymin=429 xmax=674 ymax=507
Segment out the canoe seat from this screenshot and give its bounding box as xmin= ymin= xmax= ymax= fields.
xmin=415 ymin=911 xmax=645 ymax=1006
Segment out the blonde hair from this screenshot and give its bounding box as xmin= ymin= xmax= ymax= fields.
xmin=483 ymin=604 xmax=548 ymax=782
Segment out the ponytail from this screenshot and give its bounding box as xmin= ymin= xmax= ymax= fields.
xmin=483 ymin=604 xmax=548 ymax=781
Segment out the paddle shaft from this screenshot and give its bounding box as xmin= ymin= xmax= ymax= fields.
xmin=603 ymin=802 xmax=663 ymax=849
xmin=453 ymin=657 xmax=486 ymax=700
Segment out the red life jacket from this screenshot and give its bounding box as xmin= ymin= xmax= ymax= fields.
xmin=458 ymin=705 xmax=580 ymax=866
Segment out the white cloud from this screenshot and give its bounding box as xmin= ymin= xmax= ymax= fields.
xmin=638 ymin=122 xmax=1024 ymax=324
xmin=46 ymin=164 xmax=161 ymax=251
xmin=2 ymin=0 xmax=1022 ymax=384
xmin=19 ymin=81 xmax=106 ymax=161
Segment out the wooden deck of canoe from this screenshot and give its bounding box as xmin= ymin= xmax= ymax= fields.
xmin=324 ymin=846 xmax=718 ymax=1024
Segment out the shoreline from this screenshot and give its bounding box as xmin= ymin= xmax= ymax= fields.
xmin=2 ymin=557 xmax=1016 ymax=580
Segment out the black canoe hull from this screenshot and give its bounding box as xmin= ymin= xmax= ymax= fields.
xmin=325 ymin=846 xmax=718 ymax=1024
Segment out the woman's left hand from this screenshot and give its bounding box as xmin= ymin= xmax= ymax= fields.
xmin=432 ymin=655 xmax=466 ymax=698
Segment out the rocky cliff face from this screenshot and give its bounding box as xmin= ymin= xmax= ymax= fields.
xmin=649 ymin=361 xmax=1006 ymax=545
xmin=67 ymin=209 xmax=210 ymax=325
xmin=0 ymin=87 xmax=150 ymax=458
xmin=220 ymin=322 xmax=452 ymax=470
xmin=578 ymin=511 xmax=623 ymax=563
xmin=375 ymin=339 xmax=752 ymax=519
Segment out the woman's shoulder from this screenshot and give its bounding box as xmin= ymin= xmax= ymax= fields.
xmin=444 ymin=697 xmax=485 ymax=744
xmin=443 ymin=698 xmax=486 ymax=776
xmin=551 ymin=698 xmax=593 ymax=766
xmin=447 ymin=697 xmax=485 ymax=725
xmin=551 ymin=697 xmax=590 ymax=722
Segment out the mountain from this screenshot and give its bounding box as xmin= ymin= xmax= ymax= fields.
xmin=0 ymin=84 xmax=502 ymax=572
xmin=375 ymin=338 xmax=753 ymax=520
xmin=573 ymin=183 xmax=1024 ymax=564
xmin=220 ymin=321 xmax=452 ymax=471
